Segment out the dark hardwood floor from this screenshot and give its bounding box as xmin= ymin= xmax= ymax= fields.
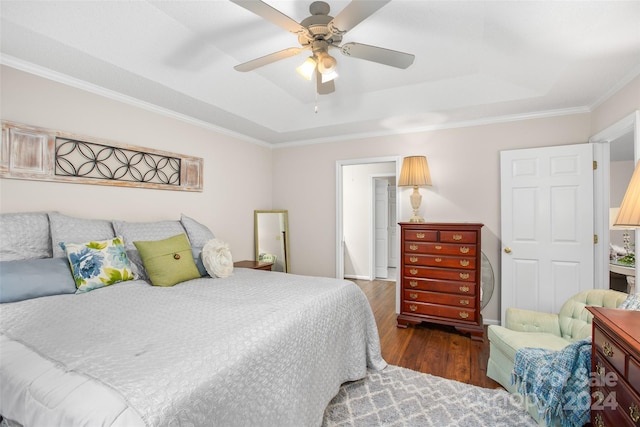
xmin=353 ymin=278 xmax=502 ymax=389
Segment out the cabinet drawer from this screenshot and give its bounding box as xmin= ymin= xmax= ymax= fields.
xmin=404 ymin=290 xmax=475 ymax=308
xmin=593 ymin=354 xmax=640 ymax=427
xmin=591 ymin=388 xmax=634 ymax=427
xmin=404 ymin=254 xmax=475 ymax=269
xmin=440 ymin=231 xmax=477 ymax=244
xmin=404 ymin=277 xmax=476 ymax=295
xmin=404 ymin=242 xmax=477 ymax=256
xmin=630 ymin=357 xmax=640 ymax=396
xmin=404 ymin=266 xmax=476 ymax=282
xmin=403 ymin=301 xmax=476 ymax=322
xmin=594 ymin=327 xmax=626 ymax=377
xmin=404 ymin=229 xmax=438 ymax=242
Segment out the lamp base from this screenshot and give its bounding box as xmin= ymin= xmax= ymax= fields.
xmin=408 ymin=215 xmax=425 ymax=223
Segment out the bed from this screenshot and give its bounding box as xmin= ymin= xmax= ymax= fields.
xmin=0 ymin=212 xmax=386 ymax=426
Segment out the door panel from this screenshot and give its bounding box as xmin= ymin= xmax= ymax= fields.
xmin=374 ymin=178 xmax=389 ymax=278
xmin=500 ymin=144 xmax=594 ymax=324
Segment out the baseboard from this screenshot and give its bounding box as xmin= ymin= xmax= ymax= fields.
xmin=344 ymin=274 xmax=371 ymax=280
xmin=483 ymin=318 xmax=500 ymax=325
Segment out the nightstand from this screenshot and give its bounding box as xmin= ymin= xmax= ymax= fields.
xmin=233 ymin=260 xmax=274 ymax=271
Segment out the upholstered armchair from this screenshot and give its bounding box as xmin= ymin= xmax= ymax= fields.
xmin=487 ymin=288 xmax=628 ymax=424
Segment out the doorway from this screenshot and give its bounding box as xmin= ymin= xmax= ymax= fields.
xmin=336 ymin=156 xmax=401 ymax=280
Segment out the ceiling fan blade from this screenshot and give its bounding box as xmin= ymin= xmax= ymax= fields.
xmin=316 ymin=69 xmax=335 ymax=95
xmin=230 ymin=0 xmax=308 ymax=36
xmin=235 ymin=47 xmax=305 ymax=72
xmin=328 ymin=0 xmax=390 ymax=35
xmin=340 ymin=42 xmax=415 ymax=69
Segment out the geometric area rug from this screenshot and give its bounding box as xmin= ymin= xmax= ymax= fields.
xmin=322 ymin=365 xmax=538 ymax=427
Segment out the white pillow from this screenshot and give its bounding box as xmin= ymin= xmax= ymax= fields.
xmin=202 ymin=239 xmax=233 ymax=278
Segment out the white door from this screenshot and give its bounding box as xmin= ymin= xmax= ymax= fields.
xmin=500 ymin=144 xmax=594 ymax=324
xmin=388 ymin=184 xmax=398 ymax=268
xmin=374 ymin=178 xmax=389 ymax=279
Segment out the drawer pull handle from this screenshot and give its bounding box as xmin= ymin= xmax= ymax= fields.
xmin=410 ymin=269 xmax=418 ymax=275
xmin=416 ymin=233 xmax=425 ymax=239
xmin=435 ymin=245 xmax=442 ymax=250
xmin=594 ymin=413 xmax=604 ymax=427
xmin=460 ymin=299 xmax=469 ymax=305
xmin=630 ymin=402 xmax=640 ymax=422
xmin=453 ymin=234 xmax=462 ymax=241
xmin=459 ymin=286 xmax=470 ymax=293
xmin=409 ymin=304 xmax=418 ymax=312
xmin=409 ymin=281 xmax=418 ymax=288
xmin=410 ymin=256 xmax=418 ymax=263
xmin=602 ymin=342 xmax=614 ymax=358
xmin=459 ymin=247 xmax=469 ymax=254
xmin=409 ymin=293 xmax=418 ymax=299
xmin=410 ymin=244 xmax=418 ymax=250
xmin=459 ymin=260 xmax=469 ymax=267
xmin=459 ymin=312 xmax=469 ymax=319
xmin=435 ymin=257 xmax=442 ymax=263
xmin=459 ymin=273 xmax=469 ymax=279
xmin=595 ymin=362 xmax=605 ymax=377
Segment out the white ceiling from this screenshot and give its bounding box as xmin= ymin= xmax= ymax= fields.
xmin=2 ymin=1 xmax=640 ymax=146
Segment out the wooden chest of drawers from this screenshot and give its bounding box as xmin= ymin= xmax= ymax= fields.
xmin=397 ymin=222 xmax=484 ymax=341
xmin=587 ymin=307 xmax=640 ymax=427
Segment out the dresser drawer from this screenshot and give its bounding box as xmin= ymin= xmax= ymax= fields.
xmin=404 ymin=229 xmax=438 ymax=242
xmin=404 ymin=242 xmax=477 ymax=256
xmin=629 ymin=357 xmax=640 ymax=396
xmin=403 ymin=301 xmax=476 ymax=322
xmin=439 ymin=230 xmax=477 ymax=244
xmin=593 ymin=353 xmax=640 ymax=427
xmin=404 ymin=266 xmax=476 ymax=282
xmin=404 ymin=290 xmax=476 ymax=308
xmin=404 ymin=277 xmax=476 ymax=295
xmin=592 ymin=388 xmax=635 ymax=427
xmin=404 ymin=254 xmax=476 ymax=269
xmin=594 ymin=327 xmax=626 ymax=378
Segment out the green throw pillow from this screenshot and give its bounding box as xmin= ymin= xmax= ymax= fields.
xmin=133 ymin=233 xmax=200 ymax=287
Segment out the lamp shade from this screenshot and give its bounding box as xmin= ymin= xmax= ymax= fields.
xmin=398 ymin=156 xmax=432 ymax=187
xmin=614 ymin=160 xmax=640 ymax=228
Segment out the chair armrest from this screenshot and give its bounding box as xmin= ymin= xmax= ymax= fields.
xmin=504 ymin=307 xmax=561 ymax=336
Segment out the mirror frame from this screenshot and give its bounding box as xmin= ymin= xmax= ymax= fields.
xmin=254 ymin=210 xmax=291 ymax=273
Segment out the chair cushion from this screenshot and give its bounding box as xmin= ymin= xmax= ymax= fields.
xmin=488 ymin=325 xmax=570 ymax=362
xmin=558 ymin=289 xmax=628 ymax=341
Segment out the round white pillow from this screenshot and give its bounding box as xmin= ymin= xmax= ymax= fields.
xmin=202 ymin=239 xmax=234 ymax=278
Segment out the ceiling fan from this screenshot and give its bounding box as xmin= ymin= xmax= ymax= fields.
xmin=231 ymin=0 xmax=415 ymax=95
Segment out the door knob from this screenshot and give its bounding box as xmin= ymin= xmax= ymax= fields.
xmin=504 ymin=247 xmax=512 ymax=254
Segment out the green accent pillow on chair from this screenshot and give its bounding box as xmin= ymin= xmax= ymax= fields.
xmin=134 ymin=233 xmax=201 ymax=287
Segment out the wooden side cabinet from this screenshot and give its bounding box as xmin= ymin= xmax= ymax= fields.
xmin=233 ymin=260 xmax=274 ymax=271
xmin=397 ymin=222 xmax=484 ymax=341
xmin=587 ymin=306 xmax=640 ymax=427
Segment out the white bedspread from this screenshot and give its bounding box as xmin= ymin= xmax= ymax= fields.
xmin=0 ymin=269 xmax=386 ymax=426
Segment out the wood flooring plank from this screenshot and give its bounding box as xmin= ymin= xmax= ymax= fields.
xmin=352 ymin=278 xmax=501 ymax=389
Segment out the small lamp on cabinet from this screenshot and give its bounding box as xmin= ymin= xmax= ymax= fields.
xmin=398 ymin=156 xmax=432 ymax=223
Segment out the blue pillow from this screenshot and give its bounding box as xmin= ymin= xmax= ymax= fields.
xmin=0 ymin=258 xmax=76 ymax=303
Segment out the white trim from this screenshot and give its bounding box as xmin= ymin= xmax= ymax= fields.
xmin=336 ymin=156 xmax=401 ymax=280
xmin=1 ymin=55 xmax=271 ymax=148
xmin=483 ymin=318 xmax=500 ymax=326
xmin=589 ymin=65 xmax=640 ymax=111
xmin=590 ymin=110 xmax=640 ymax=290
xmin=370 ymin=173 xmax=396 ymax=280
xmin=273 ymin=107 xmax=590 ymax=149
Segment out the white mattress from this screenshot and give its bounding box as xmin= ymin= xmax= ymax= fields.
xmin=0 ymin=269 xmax=386 ymax=426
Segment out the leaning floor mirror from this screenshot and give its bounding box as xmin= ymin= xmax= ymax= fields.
xmin=254 ymin=210 xmax=290 ymax=273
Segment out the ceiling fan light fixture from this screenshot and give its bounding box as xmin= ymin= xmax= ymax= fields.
xmin=316 ymin=51 xmax=337 ymax=74
xmin=321 ymin=69 xmax=338 ymax=83
xmin=296 ymin=56 xmax=317 ymax=80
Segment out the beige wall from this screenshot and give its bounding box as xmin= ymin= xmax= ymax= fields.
xmin=0 ymin=65 xmax=272 ymax=261
xmin=2 ymin=64 xmax=638 ymax=324
xmin=273 ymin=114 xmax=593 ymax=323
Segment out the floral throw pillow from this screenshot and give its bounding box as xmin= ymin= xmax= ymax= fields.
xmin=62 ymin=236 xmax=135 ymax=293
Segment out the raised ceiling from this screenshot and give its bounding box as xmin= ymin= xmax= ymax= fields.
xmin=1 ymin=1 xmax=640 ymax=145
